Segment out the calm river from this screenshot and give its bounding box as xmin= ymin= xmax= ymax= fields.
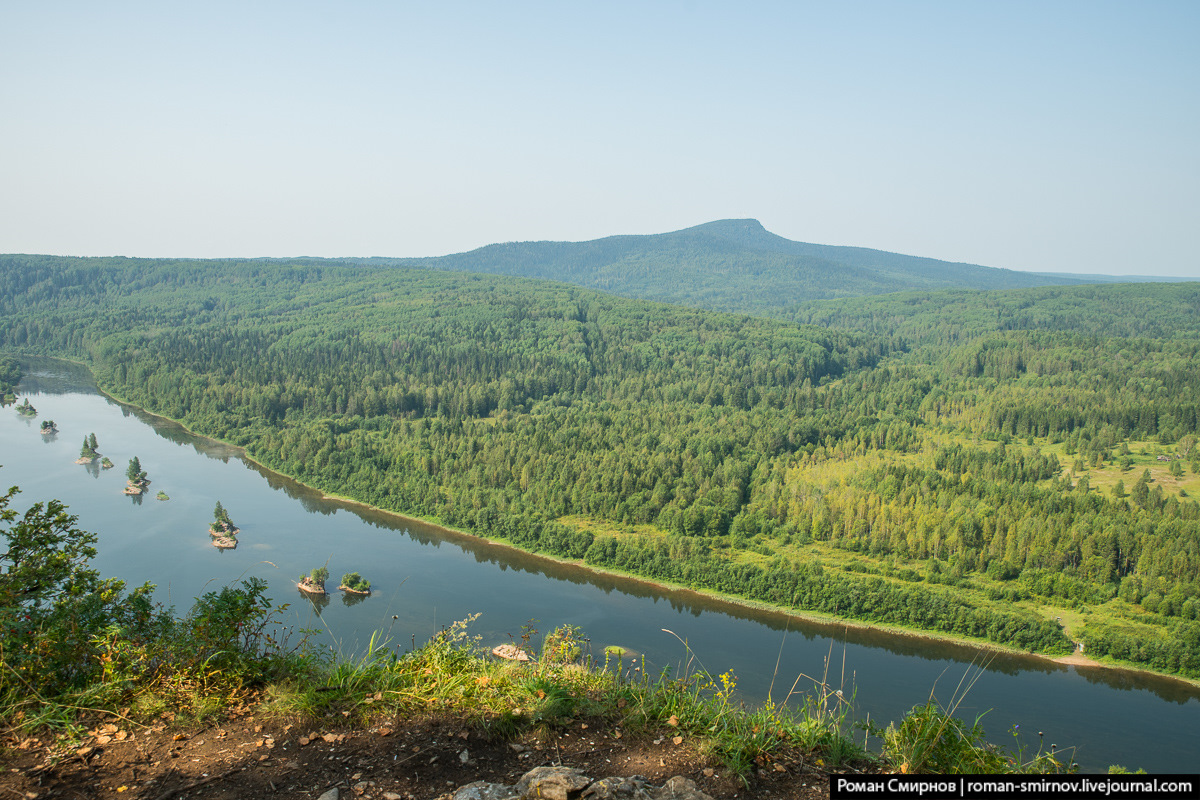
xmin=3 ymin=360 xmax=1198 ymax=773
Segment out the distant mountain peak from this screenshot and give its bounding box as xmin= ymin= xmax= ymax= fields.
xmin=387 ymin=219 xmax=1097 ymax=314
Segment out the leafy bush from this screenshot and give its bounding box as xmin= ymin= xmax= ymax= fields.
xmin=1 ymin=483 xmax=311 ymax=723
xmin=0 ymin=486 xmax=166 ymax=701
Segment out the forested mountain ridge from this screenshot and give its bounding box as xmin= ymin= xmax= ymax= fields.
xmin=790 ymin=282 xmax=1200 ymax=347
xmin=372 ymin=219 xmax=1093 ymax=314
xmin=3 ymin=254 xmax=1200 ymax=677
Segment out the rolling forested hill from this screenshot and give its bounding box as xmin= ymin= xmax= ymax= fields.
xmin=2 ymin=253 xmax=1200 ymax=677
xmin=377 ymin=219 xmax=1092 ymax=314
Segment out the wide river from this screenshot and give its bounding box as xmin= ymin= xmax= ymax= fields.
xmin=3 ymin=360 xmax=1198 ymax=772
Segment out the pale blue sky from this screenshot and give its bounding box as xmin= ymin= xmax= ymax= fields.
xmin=2 ymin=2 xmax=1197 ymax=275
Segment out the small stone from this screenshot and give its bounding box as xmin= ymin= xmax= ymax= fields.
xmin=509 ymin=743 xmax=527 ymax=753
xmin=460 ymin=749 xmax=470 ymax=763
xmin=648 ymin=777 xmax=713 ymax=800
xmin=452 ymin=782 xmax=519 ymax=800
xmin=671 ymin=736 xmax=683 ymax=745
xmin=317 ymin=790 xmax=340 ymax=800
xmin=582 ymin=776 xmax=652 ymax=800
xmin=384 ymin=794 xmax=403 ymax=800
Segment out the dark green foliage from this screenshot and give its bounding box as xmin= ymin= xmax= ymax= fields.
xmin=79 ymin=433 xmax=100 ymax=460
xmin=0 ymin=356 xmax=19 ymax=398
xmin=126 ymin=456 xmax=146 ymax=484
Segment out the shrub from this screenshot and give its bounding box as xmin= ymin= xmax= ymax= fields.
xmin=0 ymin=486 xmax=166 ymax=701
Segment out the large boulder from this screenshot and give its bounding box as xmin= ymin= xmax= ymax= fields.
xmin=515 ymin=766 xmax=592 ymax=800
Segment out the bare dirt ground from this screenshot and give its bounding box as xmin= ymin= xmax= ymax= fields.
xmin=1 ymin=703 xmax=838 ymax=800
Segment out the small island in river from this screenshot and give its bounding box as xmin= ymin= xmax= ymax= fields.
xmin=75 ymin=432 xmax=100 ymax=464
xmin=16 ymin=398 xmax=36 ymax=416
xmin=123 ymin=456 xmax=150 ymax=495
xmin=209 ymin=501 xmax=239 ymax=548
xmin=338 ymin=571 xmax=372 ymax=596
xmin=40 ymin=419 xmax=57 ymax=434
xmin=298 ymin=566 xmax=329 ymax=596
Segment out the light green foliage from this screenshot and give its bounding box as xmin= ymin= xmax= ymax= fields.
xmin=881 ymin=703 xmax=1071 ymax=774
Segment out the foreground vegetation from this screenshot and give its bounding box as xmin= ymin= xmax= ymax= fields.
xmin=1 ymin=256 xmax=1199 ymax=677
xmin=0 ymin=484 xmax=1079 ymax=776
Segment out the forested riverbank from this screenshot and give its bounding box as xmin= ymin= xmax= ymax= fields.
xmin=3 ymin=255 xmax=1199 ymax=678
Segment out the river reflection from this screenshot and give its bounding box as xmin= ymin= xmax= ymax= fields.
xmin=4 ymin=357 xmax=1199 ymax=772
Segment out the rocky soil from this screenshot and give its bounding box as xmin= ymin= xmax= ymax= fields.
xmin=1 ymin=704 xmax=836 ymax=800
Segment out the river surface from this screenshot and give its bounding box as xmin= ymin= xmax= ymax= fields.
xmin=3 ymin=360 xmax=1199 ymax=773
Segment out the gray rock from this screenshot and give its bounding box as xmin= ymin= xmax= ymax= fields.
xmin=317 ymin=789 xmax=339 ymax=800
xmin=516 ymin=766 xmax=592 ymax=800
xmin=453 ymin=781 xmax=520 ymax=800
xmin=582 ymin=776 xmax=653 ymax=800
xmin=649 ymin=777 xmax=713 ymax=800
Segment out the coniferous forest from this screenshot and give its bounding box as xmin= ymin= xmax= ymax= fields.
xmin=3 ymin=253 xmax=1200 ymax=677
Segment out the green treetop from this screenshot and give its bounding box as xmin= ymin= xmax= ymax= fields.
xmin=126 ymin=456 xmax=146 ymax=484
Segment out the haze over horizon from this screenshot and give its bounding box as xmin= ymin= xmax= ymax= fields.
xmin=2 ymin=2 xmax=1197 ymax=277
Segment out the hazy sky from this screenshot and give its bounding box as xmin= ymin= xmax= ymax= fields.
xmin=2 ymin=2 xmax=1197 ymax=276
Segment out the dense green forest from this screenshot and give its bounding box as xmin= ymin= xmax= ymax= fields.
xmin=3 ymin=253 xmax=1200 ymax=676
